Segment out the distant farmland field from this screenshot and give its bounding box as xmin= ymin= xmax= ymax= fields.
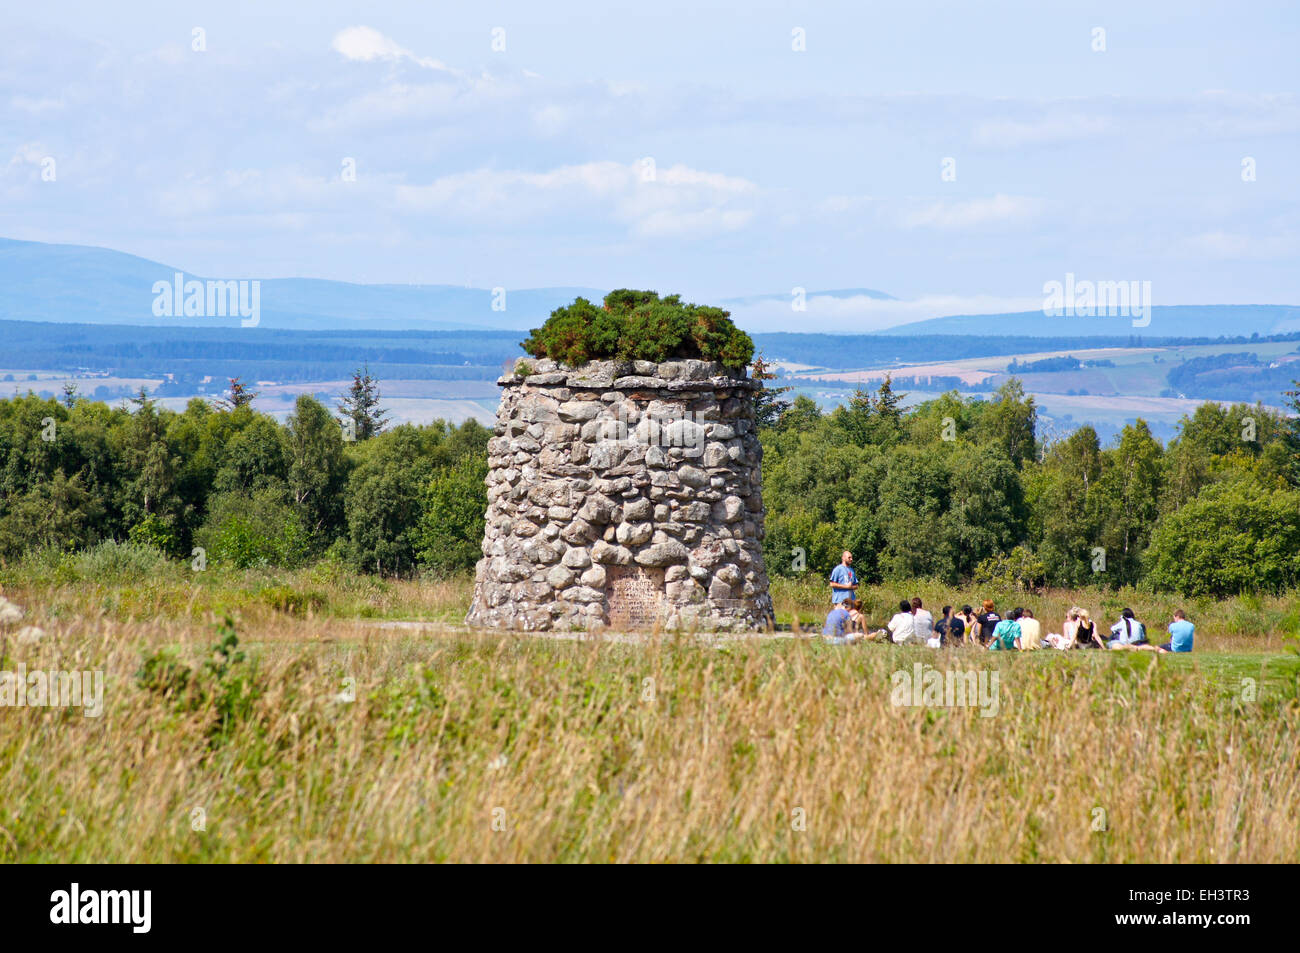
xmin=787 ymin=339 xmax=1295 ymax=438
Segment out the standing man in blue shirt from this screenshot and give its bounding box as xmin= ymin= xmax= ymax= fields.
xmin=829 ymin=551 xmax=858 ymax=606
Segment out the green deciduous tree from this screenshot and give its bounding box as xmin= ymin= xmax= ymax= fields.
xmin=1093 ymin=420 xmax=1164 ymax=586
xmin=417 ymin=455 xmax=488 ymax=574
xmin=343 ymin=425 xmax=438 ymax=574
xmin=1026 ymin=425 xmax=1103 ymax=586
xmin=213 ymin=411 xmax=289 ymax=495
xmin=979 ymin=378 xmax=1037 ymax=468
xmin=195 ymin=488 xmax=311 ymax=569
xmin=1145 ymin=480 xmax=1300 ymax=596
xmin=286 ymin=395 xmax=348 ymax=540
xmin=1281 ymin=380 xmax=1300 ymax=486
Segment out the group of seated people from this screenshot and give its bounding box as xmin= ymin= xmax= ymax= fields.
xmin=822 ymin=550 xmax=1195 ymax=653
xmin=822 ymin=596 xmax=1195 ymax=654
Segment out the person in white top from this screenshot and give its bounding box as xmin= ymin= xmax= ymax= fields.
xmin=887 ymin=600 xmax=918 ymax=644
xmin=1043 ymin=608 xmax=1080 ymax=650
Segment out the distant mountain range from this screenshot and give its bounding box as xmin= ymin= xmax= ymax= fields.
xmin=3 ymin=237 xmax=1297 ymax=339
xmin=0 ymin=238 xmax=602 ymax=332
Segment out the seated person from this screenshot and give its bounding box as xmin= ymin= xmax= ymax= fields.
xmin=1159 ymin=609 xmax=1195 ymax=653
xmin=1043 ymin=608 xmax=1079 ymax=650
xmin=956 ymin=605 xmax=978 ymax=645
xmin=1017 ymin=608 xmax=1043 ymax=649
xmin=887 ymin=600 xmax=921 ymax=645
xmin=1108 ymin=608 xmax=1148 ymax=649
xmin=975 ymin=600 xmax=1002 ymax=647
xmin=934 ymin=605 xmax=965 ymax=647
xmin=822 ymin=602 xmax=854 ymax=644
xmin=911 ymin=597 xmax=936 ymax=646
xmin=845 ymin=599 xmax=868 ymax=634
xmin=1073 ymin=608 xmax=1103 ymax=649
xmin=1127 ymin=609 xmax=1195 ymax=653
xmin=987 ymin=608 xmax=1023 ymax=651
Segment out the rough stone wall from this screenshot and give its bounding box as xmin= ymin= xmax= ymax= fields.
xmin=466 ymin=357 xmax=773 ymax=632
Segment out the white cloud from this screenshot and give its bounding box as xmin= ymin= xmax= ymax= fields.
xmin=972 ymin=113 xmax=1113 ymax=149
xmin=6 ymin=144 xmax=48 ymax=170
xmin=900 ymin=194 xmax=1042 ymax=229
xmin=139 ymin=44 xmax=188 ymax=67
xmin=531 ymin=104 xmax=569 ymax=135
xmin=634 ymin=208 xmax=754 ymax=238
xmin=331 ymin=26 xmax=461 ymax=75
xmin=394 ymin=161 xmax=758 ymax=238
xmin=817 ymin=194 xmax=881 ymax=215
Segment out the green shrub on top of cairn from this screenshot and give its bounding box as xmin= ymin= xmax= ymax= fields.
xmin=520 ymin=289 xmax=754 ymax=368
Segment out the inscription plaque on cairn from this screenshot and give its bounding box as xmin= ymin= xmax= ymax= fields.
xmin=605 ymin=566 xmax=667 ymax=630
xmin=465 ymin=357 xmax=774 ymax=632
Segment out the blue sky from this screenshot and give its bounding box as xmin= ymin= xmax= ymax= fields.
xmin=2 ymin=1 xmax=1297 ymax=331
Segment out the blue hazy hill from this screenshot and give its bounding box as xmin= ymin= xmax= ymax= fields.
xmin=4 ymin=237 xmax=1297 ymax=340
xmin=0 ymin=238 xmax=604 ymax=331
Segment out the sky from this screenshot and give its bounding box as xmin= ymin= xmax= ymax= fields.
xmin=2 ymin=0 xmax=1297 ymax=332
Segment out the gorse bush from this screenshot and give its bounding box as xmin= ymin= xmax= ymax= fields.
xmin=521 ymin=290 xmax=755 ymax=367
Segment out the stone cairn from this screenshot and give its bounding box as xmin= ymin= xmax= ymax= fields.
xmin=466 ymin=357 xmax=774 ymax=632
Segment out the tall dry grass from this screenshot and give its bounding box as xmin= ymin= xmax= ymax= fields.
xmin=1 ymin=599 xmax=1297 ymax=862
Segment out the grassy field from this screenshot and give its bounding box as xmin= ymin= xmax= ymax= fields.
xmin=1 ymin=552 xmax=1297 ymax=862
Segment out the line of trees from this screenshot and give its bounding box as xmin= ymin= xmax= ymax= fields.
xmin=3 ymin=365 xmax=1300 ymax=599
xmin=1006 ymin=355 xmax=1082 ymax=374
xmin=760 ymin=378 xmax=1300 ymax=597
xmin=0 ymin=373 xmax=489 ymax=575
